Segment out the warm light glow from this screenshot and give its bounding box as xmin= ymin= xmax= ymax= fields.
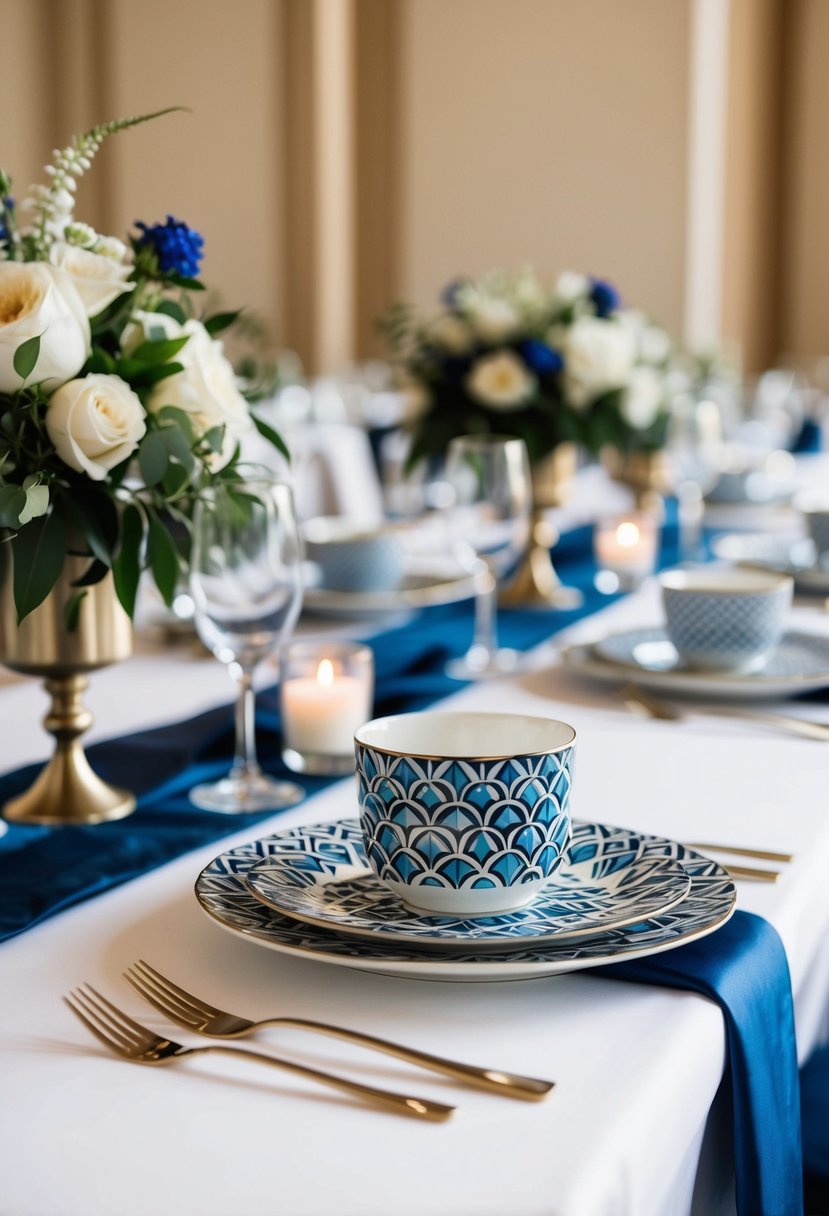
xmin=616 ymin=522 xmax=641 ymax=548
xmin=316 ymin=658 xmax=335 ymax=688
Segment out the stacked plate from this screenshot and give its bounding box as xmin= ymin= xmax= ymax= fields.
xmin=195 ymin=817 xmax=736 ymax=983
xmin=562 ymin=627 xmax=829 ymax=700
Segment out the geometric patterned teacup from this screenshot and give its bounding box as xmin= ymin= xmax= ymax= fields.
xmin=303 ymin=516 xmax=406 ymax=593
xmin=354 ymin=711 xmax=576 ymax=916
xmin=660 ymin=568 xmax=793 ymax=673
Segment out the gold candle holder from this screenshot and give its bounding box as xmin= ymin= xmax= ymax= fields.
xmin=0 ymin=556 xmax=135 ymax=826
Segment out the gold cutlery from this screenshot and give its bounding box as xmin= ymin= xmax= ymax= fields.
xmin=621 ymin=682 xmax=829 ymax=742
xmin=685 ymin=842 xmax=794 ymax=864
xmin=64 ymin=984 xmax=455 ymax=1122
xmin=717 ymin=864 xmax=780 ymax=884
xmin=124 ymin=959 xmax=554 ymax=1101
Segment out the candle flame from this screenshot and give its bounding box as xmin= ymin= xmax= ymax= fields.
xmin=316 ymin=658 xmax=335 ymax=688
xmin=616 ymin=521 xmax=640 ymax=548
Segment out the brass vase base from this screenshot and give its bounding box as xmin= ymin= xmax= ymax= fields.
xmin=500 ymin=511 xmax=584 ymax=610
xmin=2 ymin=674 xmax=136 ymax=827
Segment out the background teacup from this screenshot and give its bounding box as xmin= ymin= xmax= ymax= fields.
xmin=797 ymin=498 xmax=829 ymax=566
xmin=660 ymin=568 xmax=793 ymax=673
xmin=354 ymin=710 xmax=576 ymax=916
xmin=303 ymin=517 xmax=406 ymax=593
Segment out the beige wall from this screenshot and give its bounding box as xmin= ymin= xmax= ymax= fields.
xmin=779 ymin=0 xmax=829 ymax=360
xmin=395 ymin=0 xmax=691 ymax=335
xmin=2 ymin=0 xmax=826 ymax=373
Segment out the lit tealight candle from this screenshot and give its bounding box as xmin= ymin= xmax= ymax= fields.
xmin=593 ymin=512 xmax=658 ymax=592
xmin=280 ymin=641 xmax=374 ymax=774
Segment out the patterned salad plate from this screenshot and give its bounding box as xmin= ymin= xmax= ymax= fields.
xmin=562 ymin=628 xmax=829 ymax=700
xmin=194 ymin=821 xmax=736 ymax=982
xmin=244 ymin=819 xmax=692 ymax=949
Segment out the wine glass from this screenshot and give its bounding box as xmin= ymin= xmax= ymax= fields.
xmin=665 ymin=393 xmax=727 ymax=563
xmin=189 ymin=471 xmax=304 ymax=812
xmin=443 ymin=434 xmax=531 ymax=679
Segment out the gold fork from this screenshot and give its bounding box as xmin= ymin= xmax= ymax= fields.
xmin=124 ymin=959 xmax=554 ymax=1101
xmin=64 ymin=984 xmax=455 ymax=1123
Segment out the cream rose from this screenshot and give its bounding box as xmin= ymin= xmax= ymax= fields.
xmin=465 ymin=350 xmax=536 ymax=411
xmin=51 ymin=242 xmax=134 ymax=318
xmin=466 ymin=296 xmax=521 ymax=344
xmin=426 ymin=313 xmax=473 ymax=355
xmin=145 ymin=318 xmax=252 ymax=469
xmin=0 ymin=262 xmax=90 ymax=392
xmin=46 ymin=373 xmax=146 ymax=480
xmin=620 ymin=365 xmax=665 ymax=429
xmin=554 ymin=271 xmax=590 ymax=305
xmin=562 ymin=316 xmax=636 ymax=409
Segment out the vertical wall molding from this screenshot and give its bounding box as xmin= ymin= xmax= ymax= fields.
xmin=683 ymin=0 xmax=731 ymax=352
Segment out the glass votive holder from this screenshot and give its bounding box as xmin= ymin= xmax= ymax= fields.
xmin=593 ymin=511 xmax=659 ymax=594
xmin=280 ymin=640 xmax=374 ymax=775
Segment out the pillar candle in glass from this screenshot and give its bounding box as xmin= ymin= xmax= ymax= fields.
xmin=593 ymin=511 xmax=658 ymax=593
xmin=280 ymin=640 xmax=374 ymax=774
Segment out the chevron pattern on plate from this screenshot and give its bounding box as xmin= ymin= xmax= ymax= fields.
xmin=194 ymin=822 xmax=737 ymax=982
xmin=244 ymin=819 xmax=691 ymax=948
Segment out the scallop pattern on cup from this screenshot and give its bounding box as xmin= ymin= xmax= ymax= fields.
xmin=356 ymin=749 xmax=574 ymax=894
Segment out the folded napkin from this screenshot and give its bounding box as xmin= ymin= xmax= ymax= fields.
xmin=607 ymin=912 xmax=803 ymax=1216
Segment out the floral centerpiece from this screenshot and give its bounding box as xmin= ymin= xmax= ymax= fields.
xmin=0 ymin=108 xmax=286 ymax=625
xmin=381 ymin=266 xmax=672 ymax=469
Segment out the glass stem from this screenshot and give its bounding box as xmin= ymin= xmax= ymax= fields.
xmin=678 ymin=482 xmax=704 ymax=564
xmin=230 ymin=664 xmax=261 ymax=780
xmin=470 ymin=559 xmax=498 ymax=661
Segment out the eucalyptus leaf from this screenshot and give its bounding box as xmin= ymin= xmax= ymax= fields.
xmin=155 ymin=300 xmax=187 ymax=325
xmin=63 ymin=589 xmax=88 ymax=632
xmin=129 ymin=335 xmax=191 ymax=365
xmin=204 ymin=310 xmax=241 ymax=336
xmin=203 ymin=425 xmax=226 ymax=454
xmin=147 ymin=515 xmax=181 ymax=607
xmin=251 ymin=412 xmax=290 ymax=462
xmin=12 ymin=510 xmax=66 ymax=622
xmin=113 ymin=504 xmax=143 ymax=618
xmin=0 ymin=485 xmax=26 ymax=528
xmin=13 ymin=334 xmax=41 ymax=382
xmin=138 ymin=430 xmax=169 ymax=487
xmin=71 ymin=559 xmax=108 ymax=587
xmin=61 ymin=495 xmax=113 ymax=566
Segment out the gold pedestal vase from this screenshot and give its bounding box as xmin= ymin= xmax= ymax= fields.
xmin=0 ymin=555 xmax=135 ymax=826
xmin=500 ymin=443 xmax=584 ymax=609
xmin=602 ymin=446 xmax=670 ymax=518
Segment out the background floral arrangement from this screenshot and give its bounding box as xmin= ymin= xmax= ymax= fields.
xmin=0 ymin=108 xmax=286 ymax=623
xmin=381 ymin=267 xmax=673 ymax=468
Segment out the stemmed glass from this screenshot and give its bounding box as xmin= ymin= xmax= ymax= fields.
xmin=665 ymin=394 xmax=726 ymax=564
xmin=189 ymin=471 xmax=304 ymax=813
xmin=443 ymin=434 xmax=531 ymax=679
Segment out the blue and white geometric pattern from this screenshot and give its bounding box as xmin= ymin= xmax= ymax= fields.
xmin=194 ymin=821 xmax=737 ymax=982
xmin=356 ymin=745 xmax=574 ymax=900
xmin=663 ymin=583 xmax=789 ymax=670
xmin=245 ymin=819 xmax=691 ymax=947
xmin=594 ymin=627 xmax=829 ymax=682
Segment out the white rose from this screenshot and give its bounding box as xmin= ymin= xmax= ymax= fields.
xmin=46 ymin=373 xmax=146 ymax=480
xmin=466 ymin=296 xmax=520 ymax=343
xmin=426 ymin=313 xmax=473 ymax=355
xmin=120 ymin=309 xmax=180 ymax=356
xmin=554 ymin=271 xmax=590 ymax=305
xmin=562 ymin=316 xmax=636 ymax=409
xmin=146 ymin=318 xmax=252 ymax=469
xmin=465 ymin=351 xmax=536 ymax=411
xmin=639 ymin=324 xmax=672 ymax=366
xmin=51 ymin=242 xmax=134 ymax=318
xmin=620 ymin=365 xmax=665 ymax=429
xmin=0 ymin=262 xmax=90 ymax=392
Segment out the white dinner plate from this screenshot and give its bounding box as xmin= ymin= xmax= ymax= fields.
xmin=302 ymin=568 xmax=476 ymax=619
xmin=194 ymin=823 xmax=735 ymax=983
xmin=244 ymin=819 xmax=692 ymax=950
xmin=710 ymin=532 xmax=829 ymax=595
xmin=562 ymin=628 xmax=829 ymax=701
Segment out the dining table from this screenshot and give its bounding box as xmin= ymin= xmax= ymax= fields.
xmin=1 ymin=456 xmax=828 ymax=1216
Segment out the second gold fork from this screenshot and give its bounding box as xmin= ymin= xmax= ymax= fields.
xmin=124 ymin=958 xmax=554 ymax=1101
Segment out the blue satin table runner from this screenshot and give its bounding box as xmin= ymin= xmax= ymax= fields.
xmin=0 ymin=516 xmax=804 ymax=1215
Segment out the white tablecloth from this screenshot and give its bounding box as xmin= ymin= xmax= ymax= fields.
xmin=2 ymin=554 xmax=828 ymax=1216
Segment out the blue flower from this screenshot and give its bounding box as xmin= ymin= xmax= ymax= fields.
xmin=589 ymin=277 xmax=620 ymax=318
xmin=440 ymin=278 xmax=468 ymax=312
xmin=135 ymin=215 xmax=204 ymax=278
xmin=0 ymin=197 xmax=15 ymax=244
xmin=518 ymin=338 xmax=563 ymax=377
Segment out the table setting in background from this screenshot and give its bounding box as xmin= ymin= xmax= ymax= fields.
xmin=1 ymin=120 xmax=829 ymax=1216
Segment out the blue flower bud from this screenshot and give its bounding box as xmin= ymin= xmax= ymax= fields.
xmin=134 ymin=215 xmax=205 ymax=278
xmin=517 ymin=338 xmax=563 ymax=376
xmin=589 ymin=277 xmax=620 ymax=318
